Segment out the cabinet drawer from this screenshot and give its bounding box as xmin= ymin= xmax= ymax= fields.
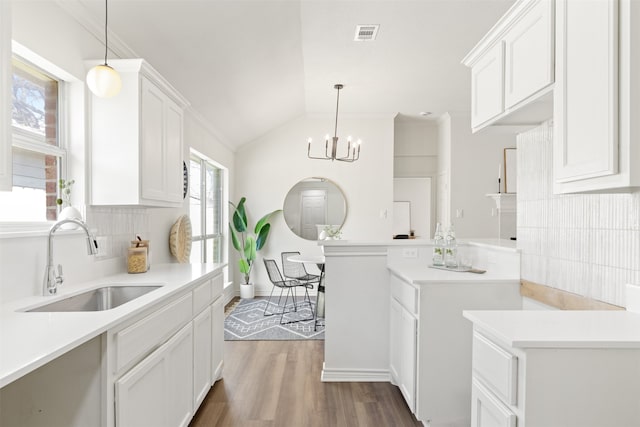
xmin=193 ymin=279 xmax=213 ymax=314
xmin=115 ymin=292 xmax=193 ymax=372
xmin=472 ymin=331 xmax=518 ymax=406
xmin=471 ymin=378 xmax=516 ymax=427
xmin=390 ymin=274 xmax=418 ymax=315
xmin=212 ymin=273 xmax=223 ymax=299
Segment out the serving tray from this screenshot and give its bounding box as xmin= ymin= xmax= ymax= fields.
xmin=429 ymin=265 xmax=486 ymax=274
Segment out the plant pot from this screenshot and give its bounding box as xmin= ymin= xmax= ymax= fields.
xmin=58 ymin=206 xmax=82 ymax=229
xmin=240 ymin=283 xmax=255 ymax=299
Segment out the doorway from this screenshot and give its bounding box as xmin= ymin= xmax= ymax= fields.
xmin=300 ymin=190 xmax=327 ymax=240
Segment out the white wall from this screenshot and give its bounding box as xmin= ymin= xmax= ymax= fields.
xmin=437 ymin=113 xmax=451 ymax=229
xmin=234 ymin=114 xmax=395 ymax=294
xmin=393 ymin=177 xmax=431 ymax=239
xmin=447 ymin=112 xmax=517 ymax=238
xmin=517 ymin=121 xmax=640 ymax=307
xmin=393 ymin=117 xmax=438 ymax=237
xmin=0 ymin=1 xmax=234 ymax=303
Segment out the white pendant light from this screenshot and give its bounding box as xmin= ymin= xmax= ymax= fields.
xmin=86 ymin=0 xmax=121 ymax=98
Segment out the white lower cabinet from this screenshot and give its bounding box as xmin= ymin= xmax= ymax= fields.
xmin=469 ymin=328 xmax=640 ymax=427
xmin=115 ymin=323 xmax=193 ymax=427
xmin=211 ymin=296 xmax=224 ymax=381
xmin=106 ymin=272 xmax=225 ymax=427
xmin=389 ymin=272 xmax=521 ymax=426
xmin=193 ymin=306 xmax=213 ymax=409
xmin=389 ymin=297 xmax=417 ymax=412
xmin=471 ymin=379 xmax=516 ymax=427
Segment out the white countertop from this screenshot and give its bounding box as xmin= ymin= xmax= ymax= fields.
xmin=387 ymin=264 xmax=519 ymax=285
xmin=0 ymin=263 xmax=224 ymax=388
xmin=321 ymin=238 xmax=517 ymax=250
xmin=463 ymin=310 xmax=640 ymax=349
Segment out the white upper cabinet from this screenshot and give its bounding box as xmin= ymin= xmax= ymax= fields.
xmin=553 ymin=0 xmax=640 ymax=193
xmin=463 ymin=0 xmax=555 ymax=132
xmin=504 ymin=0 xmax=554 ymax=109
xmin=0 ymin=1 xmax=12 ymax=191
xmin=471 ymin=43 xmax=505 ymax=128
xmin=89 ymin=59 xmax=189 ymax=207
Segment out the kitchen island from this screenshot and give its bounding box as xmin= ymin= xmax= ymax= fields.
xmin=464 ymin=308 xmax=640 ymax=427
xmin=321 ymin=239 xmax=521 ymax=426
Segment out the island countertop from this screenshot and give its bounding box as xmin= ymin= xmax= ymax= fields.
xmin=463 ymin=309 xmax=640 ymax=349
xmin=0 ymin=263 xmax=224 ymax=388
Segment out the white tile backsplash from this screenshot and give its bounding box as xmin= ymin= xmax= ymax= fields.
xmin=517 ymin=121 xmax=640 ymax=307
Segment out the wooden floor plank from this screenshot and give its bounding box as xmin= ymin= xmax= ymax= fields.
xmin=190 ymin=340 xmax=421 ymax=427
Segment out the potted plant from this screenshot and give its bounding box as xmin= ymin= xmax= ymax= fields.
xmin=56 ymin=179 xmax=81 ymax=229
xmin=229 ymin=197 xmax=281 ymax=299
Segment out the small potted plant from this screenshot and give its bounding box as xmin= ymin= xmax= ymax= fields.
xmin=229 ymin=197 xmax=281 ymax=298
xmin=56 ymin=179 xmax=82 ymax=228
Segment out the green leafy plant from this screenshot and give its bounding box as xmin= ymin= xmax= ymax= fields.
xmin=229 ymin=197 xmax=281 ymax=285
xmin=56 ymin=179 xmax=75 ymax=207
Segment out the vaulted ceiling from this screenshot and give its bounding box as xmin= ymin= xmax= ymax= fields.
xmin=78 ymin=0 xmax=514 ymax=149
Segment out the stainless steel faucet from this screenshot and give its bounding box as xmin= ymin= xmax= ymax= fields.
xmin=43 ymin=218 xmax=99 ymax=295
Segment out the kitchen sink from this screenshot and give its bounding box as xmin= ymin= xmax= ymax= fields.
xmin=26 ymin=285 xmax=163 ymax=312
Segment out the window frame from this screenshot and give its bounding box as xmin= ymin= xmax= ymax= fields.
xmin=0 ymin=45 xmax=72 ymax=233
xmin=189 ymin=150 xmax=226 ymax=265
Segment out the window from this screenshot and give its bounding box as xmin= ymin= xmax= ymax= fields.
xmin=0 ymin=57 xmax=64 ymax=222
xmin=189 ymin=153 xmax=224 ymax=263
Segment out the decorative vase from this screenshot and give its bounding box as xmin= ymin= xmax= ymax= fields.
xmin=240 ymin=283 xmax=255 ymax=299
xmin=58 ymin=206 xmax=82 ymax=229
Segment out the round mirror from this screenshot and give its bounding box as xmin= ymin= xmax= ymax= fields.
xmin=283 ymin=177 xmax=347 ymax=240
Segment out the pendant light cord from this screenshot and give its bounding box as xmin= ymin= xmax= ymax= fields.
xmin=334 ymin=86 xmax=340 ymax=138
xmin=103 ymin=0 xmax=109 ymax=65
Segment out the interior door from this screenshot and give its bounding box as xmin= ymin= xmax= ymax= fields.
xmin=300 ymin=190 xmax=327 ymax=240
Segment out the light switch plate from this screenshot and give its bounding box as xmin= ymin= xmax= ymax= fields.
xmin=402 ymin=248 xmax=418 ymax=258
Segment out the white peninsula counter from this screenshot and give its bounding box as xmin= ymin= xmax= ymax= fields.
xmin=321 ymin=239 xmax=522 ymax=427
xmin=463 ymin=309 xmax=640 ymax=427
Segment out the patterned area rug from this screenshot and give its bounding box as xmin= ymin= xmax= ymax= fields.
xmin=224 ymin=297 xmax=324 ymax=341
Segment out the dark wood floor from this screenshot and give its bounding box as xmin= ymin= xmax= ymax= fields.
xmin=190 ymin=340 xmax=421 ymax=427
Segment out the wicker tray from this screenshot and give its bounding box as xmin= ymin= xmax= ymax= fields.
xmin=169 ymin=215 xmax=192 ymax=263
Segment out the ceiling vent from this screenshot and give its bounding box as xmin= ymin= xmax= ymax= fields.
xmin=354 ymin=24 xmax=379 ymax=42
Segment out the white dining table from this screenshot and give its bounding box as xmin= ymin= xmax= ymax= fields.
xmin=287 ymin=254 xmax=325 ymax=331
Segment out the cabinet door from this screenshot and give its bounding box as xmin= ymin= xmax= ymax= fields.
xmin=471 ymin=42 xmax=505 ymax=129
xmin=140 ymin=77 xmax=167 ymax=202
xmin=389 ymin=298 xmax=417 ymax=412
xmin=164 ymin=99 xmax=183 ymax=203
xmin=167 ymin=323 xmax=194 ymax=427
xmin=0 ymin=0 xmax=11 ymax=191
xmin=389 ymin=298 xmax=402 ymax=384
xmin=399 ymin=305 xmax=417 ymax=412
xmin=504 ymin=0 xmax=554 ymax=109
xmin=554 ymin=0 xmax=619 ymax=186
xmin=471 ymin=379 xmax=516 ymax=427
xmin=116 ymin=323 xmax=193 ymax=427
xmin=211 ymin=296 xmax=224 ymax=382
xmin=193 ymin=307 xmax=213 ymax=408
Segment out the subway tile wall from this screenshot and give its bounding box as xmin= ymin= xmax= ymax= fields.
xmin=85 ymin=207 xmax=150 ymax=262
xmin=517 ymin=121 xmax=640 ymax=306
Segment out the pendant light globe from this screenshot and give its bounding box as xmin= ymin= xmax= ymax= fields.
xmin=86 ymin=0 xmax=121 ymax=98
xmin=86 ymin=64 xmax=121 ymax=98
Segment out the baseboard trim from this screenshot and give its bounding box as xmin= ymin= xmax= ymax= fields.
xmin=321 ymin=363 xmax=390 ymax=382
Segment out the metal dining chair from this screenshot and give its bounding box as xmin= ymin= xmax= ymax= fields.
xmin=263 ymin=259 xmax=314 ymax=324
xmin=281 ymin=251 xmax=321 ymax=287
